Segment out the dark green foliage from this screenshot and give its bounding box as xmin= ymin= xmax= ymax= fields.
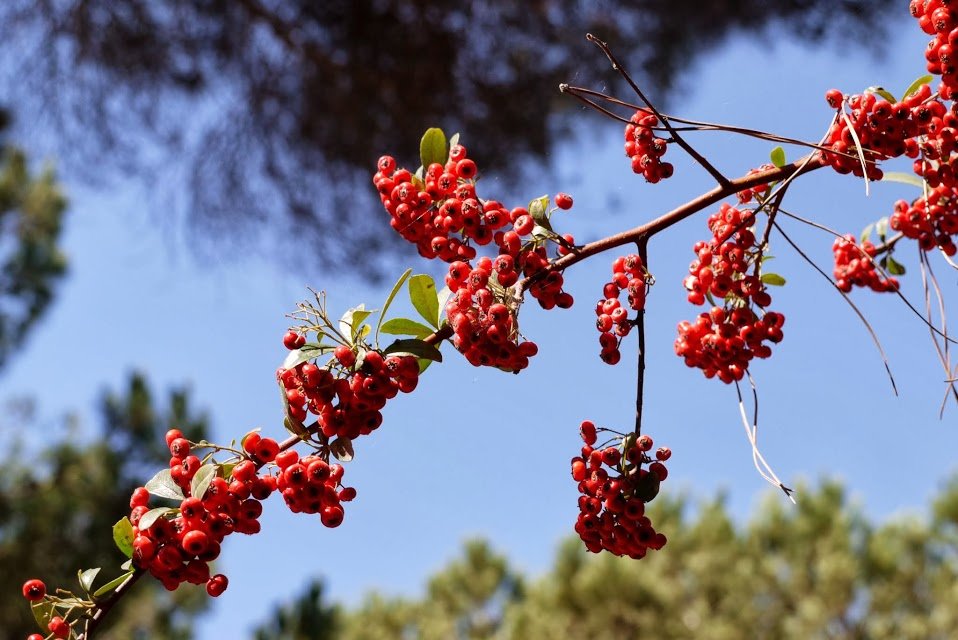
xmin=261 ymin=480 xmax=958 ymax=640
xmin=0 ymin=118 xmax=67 ymax=370
xmin=0 ymin=1 xmax=896 ymax=277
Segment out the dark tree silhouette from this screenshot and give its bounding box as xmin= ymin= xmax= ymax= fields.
xmin=1 ymin=1 xmax=895 ymax=277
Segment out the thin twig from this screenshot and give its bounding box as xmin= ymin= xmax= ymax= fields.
xmin=634 ymin=240 xmax=648 ymax=436
xmin=772 ymin=221 xmax=898 ymax=394
xmin=586 ymin=34 xmax=731 ymax=188
xmin=734 ymin=376 xmax=795 ymax=502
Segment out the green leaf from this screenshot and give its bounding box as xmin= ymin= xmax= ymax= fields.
xmin=139 ymin=507 xmax=176 ymax=531
xmin=330 ymin=437 xmax=354 ymax=462
xmin=760 ymin=273 xmax=787 ymax=286
xmin=32 ymin=600 xmax=55 ymax=631
xmin=875 ymin=216 xmax=889 ymax=241
xmin=383 ymin=338 xmax=443 ymax=362
xmin=190 ymin=464 xmax=217 ymax=499
xmin=865 ymin=85 xmax=896 ymax=103
xmin=860 ymin=222 xmax=875 ymax=244
xmin=436 ymin=286 xmax=452 ymax=317
xmin=409 ymin=274 xmax=440 ymax=328
xmin=449 ymin=132 xmax=461 ymax=148
xmin=375 ymin=268 xmax=413 ymax=341
xmin=281 ymin=342 xmax=337 ymax=370
xmin=769 ymin=146 xmax=786 ymax=168
xmin=903 ymin=74 xmax=933 ymax=100
xmin=886 ymin=255 xmax=907 ymax=275
xmin=112 ymin=518 xmax=135 ymax=558
xmin=78 ymin=567 xmax=101 ymax=594
xmin=145 ymin=468 xmax=185 ymax=500
xmin=418 ymin=358 xmax=434 ymax=374
xmin=379 ymin=317 xmax=435 ymax=338
xmin=420 ymin=127 xmax=448 ymax=170
xmin=881 ymin=171 xmax=924 ymax=188
xmin=339 ymin=305 xmax=375 ymax=344
xmin=528 ymin=194 xmax=553 ymax=230
xmin=93 ymin=570 xmax=134 ymax=599
xmin=120 ymin=559 xmax=133 ymax=571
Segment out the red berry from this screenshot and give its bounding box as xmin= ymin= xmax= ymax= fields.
xmin=22 ymin=579 xmax=45 ymax=601
xmin=555 ymin=192 xmax=574 ymax=210
xmin=48 ymin=616 xmax=70 ymax=639
xmin=206 ymin=574 xmax=229 ymax=597
xmin=283 ymin=330 xmax=305 ymax=350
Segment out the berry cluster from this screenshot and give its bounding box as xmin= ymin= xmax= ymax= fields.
xmin=821 ymin=84 xmax=934 ymax=179
xmin=595 ymin=253 xmax=647 ymax=365
xmin=913 ymin=0 xmax=958 ymax=101
xmin=280 ymin=343 xmax=420 ymax=440
xmin=832 ymin=235 xmax=900 ymax=293
xmin=376 ymin=137 xmax=576 ymax=370
xmin=274 ymin=449 xmax=354 ymax=527
xmin=445 ymin=256 xmax=540 ymax=372
xmin=571 ymin=421 xmax=669 ymax=558
xmin=128 ymin=429 xmax=276 ymax=595
xmin=675 ymin=203 xmax=784 ymax=383
xmin=624 ymin=109 xmax=674 ymax=183
xmin=889 ymin=194 xmax=958 ymax=254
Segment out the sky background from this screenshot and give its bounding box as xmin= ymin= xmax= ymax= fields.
xmin=4 ymin=11 xmax=958 ymax=637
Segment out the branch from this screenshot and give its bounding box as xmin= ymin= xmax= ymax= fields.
xmin=634 ymin=240 xmax=648 ymax=436
xmin=76 ymin=570 xmax=144 ymax=640
xmin=519 ymin=154 xmax=825 ymax=292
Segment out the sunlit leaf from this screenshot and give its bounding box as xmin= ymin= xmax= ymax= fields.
xmin=93 ymin=570 xmax=134 ymax=599
xmin=138 ymin=507 xmax=176 ymax=531
xmin=112 ymin=518 xmax=134 ymax=558
xmin=903 ymin=74 xmax=933 ymax=100
xmin=32 ymin=601 xmax=55 ymax=631
xmin=761 ymin=273 xmax=787 ymax=286
xmin=379 ymin=317 xmax=435 ymax=338
xmin=865 ymin=85 xmax=896 ymax=103
xmin=409 ymin=274 xmax=440 ymax=328
xmin=880 ymin=171 xmax=924 ymax=189
xmin=190 ymin=464 xmax=217 ymax=499
xmin=769 ymin=146 xmax=786 ymax=168
xmin=78 ymin=567 xmax=101 ymax=594
xmin=420 ymin=127 xmax=448 ymax=170
xmin=886 ymin=255 xmax=906 ymax=275
xmin=144 ymin=468 xmax=185 ymax=500
xmin=375 ymin=268 xmax=413 ymax=340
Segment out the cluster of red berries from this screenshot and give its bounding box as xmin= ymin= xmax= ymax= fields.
xmin=273 ymin=449 xmax=353 ymax=527
xmin=832 ymin=235 xmax=900 ymax=293
xmin=913 ymin=0 xmax=958 ymax=101
xmin=280 ymin=338 xmax=419 ymax=440
xmin=595 ymin=253 xmax=647 ymax=365
xmin=675 ymin=203 xmax=784 ymax=383
xmin=571 ymin=421 xmax=669 ymax=558
xmin=889 ymin=194 xmax=958 ymax=254
xmin=820 ymin=84 xmax=935 ymax=179
xmin=128 ymin=429 xmax=275 ymax=595
xmin=375 ymin=139 xmax=576 ymax=370
xmin=445 ymin=256 xmax=540 ymax=372
xmin=624 ymin=109 xmax=674 ymax=183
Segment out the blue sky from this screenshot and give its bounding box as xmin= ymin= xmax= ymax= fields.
xmin=5 ymin=13 xmax=958 ymax=637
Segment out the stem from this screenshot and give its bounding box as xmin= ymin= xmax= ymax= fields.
xmin=633 ymin=240 xmax=648 ymax=436
xmin=76 ymin=570 xmax=144 ymax=640
xmin=586 ymin=34 xmax=731 ymax=188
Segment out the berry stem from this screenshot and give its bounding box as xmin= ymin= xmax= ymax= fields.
xmin=76 ymin=569 xmax=144 ymax=640
xmin=633 ymin=240 xmax=648 ymax=437
xmin=585 ymin=33 xmax=730 ymax=188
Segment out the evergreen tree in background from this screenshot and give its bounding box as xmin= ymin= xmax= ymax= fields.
xmin=257 ymin=481 xmax=958 ymax=640
xmin=0 ymin=107 xmax=67 ymax=370
xmin=0 ymin=373 xmax=210 ymax=639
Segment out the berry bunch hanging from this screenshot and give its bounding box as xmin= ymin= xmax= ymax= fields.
xmin=571 ymin=421 xmax=669 ymax=558
xmin=624 ymin=108 xmax=675 ymax=183
xmin=595 ymin=253 xmax=648 ymax=365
